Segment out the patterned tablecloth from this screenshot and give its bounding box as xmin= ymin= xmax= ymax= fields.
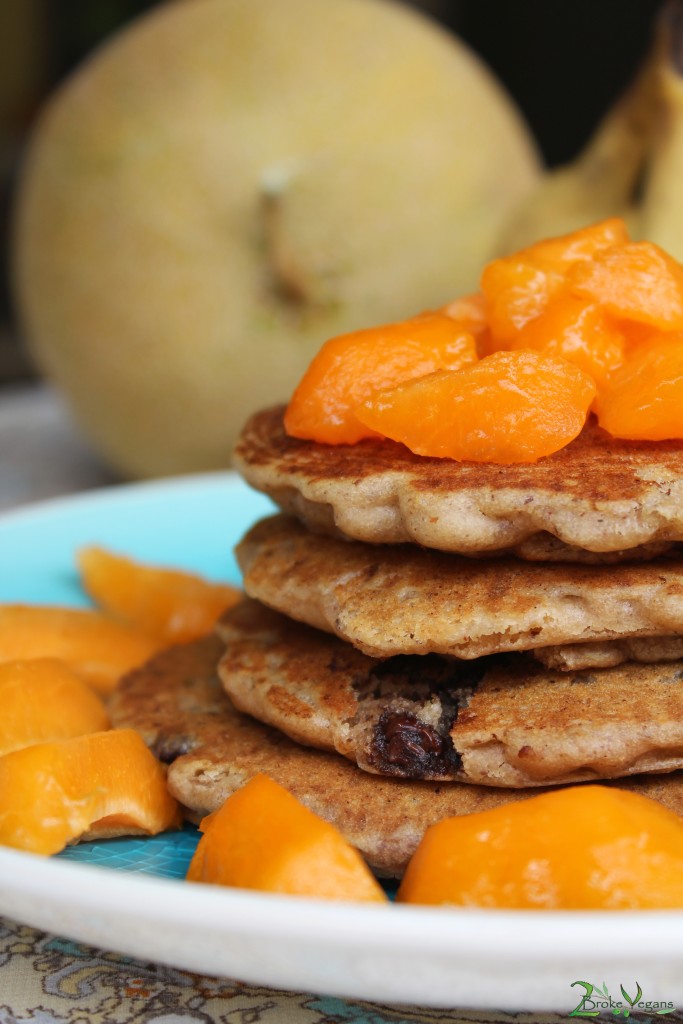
xmin=4 ymin=386 xmax=681 ymax=1024
xmin=1 ymin=913 xmax=585 ymax=1024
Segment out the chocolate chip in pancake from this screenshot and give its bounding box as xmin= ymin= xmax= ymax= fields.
xmin=236 ymin=514 xmax=683 ymax=663
xmin=109 ymin=630 xmax=683 ymax=876
xmin=216 ymin=599 xmax=683 ymax=788
xmin=234 ymin=406 xmax=683 ymax=559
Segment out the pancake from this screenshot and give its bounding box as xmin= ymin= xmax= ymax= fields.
xmin=234 ymin=406 xmax=683 ymax=559
xmin=216 ymin=599 xmax=683 ymax=788
xmin=536 ymin=636 xmax=683 ymax=671
xmin=109 ymin=630 xmax=683 ymax=876
xmin=236 ymin=514 xmax=683 ymax=662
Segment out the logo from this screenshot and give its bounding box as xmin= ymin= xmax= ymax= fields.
xmin=569 ymin=980 xmax=676 ymax=1017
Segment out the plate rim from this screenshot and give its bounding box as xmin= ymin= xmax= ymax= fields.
xmin=2 ymin=843 xmax=682 ymax=959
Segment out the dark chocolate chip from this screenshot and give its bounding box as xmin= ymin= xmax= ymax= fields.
xmin=152 ymin=733 xmax=193 ymax=763
xmin=370 ymin=709 xmax=462 ymax=779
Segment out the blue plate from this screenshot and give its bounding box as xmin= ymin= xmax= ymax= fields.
xmin=0 ymin=472 xmax=274 ymax=877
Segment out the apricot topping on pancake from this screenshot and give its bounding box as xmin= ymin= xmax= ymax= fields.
xmin=596 ymin=334 xmax=683 ymax=441
xmin=284 ymin=311 xmax=476 ymax=445
xmin=357 ymin=351 xmax=596 ymax=464
xmin=569 ymin=241 xmax=683 ymax=331
xmin=284 ymin=218 xmax=683 ymax=460
xmin=510 ymin=294 xmax=624 ymax=387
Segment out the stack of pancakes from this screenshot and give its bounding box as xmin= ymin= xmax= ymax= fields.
xmin=111 ymin=405 xmax=683 ymax=877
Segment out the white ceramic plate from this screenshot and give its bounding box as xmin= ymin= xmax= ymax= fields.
xmin=1 ymin=474 xmax=682 ymax=1013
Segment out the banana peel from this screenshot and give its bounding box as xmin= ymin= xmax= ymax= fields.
xmin=497 ymin=0 xmax=683 ymax=261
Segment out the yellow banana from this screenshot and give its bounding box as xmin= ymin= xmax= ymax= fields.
xmin=638 ymin=3 xmax=683 ymax=258
xmin=497 ymin=1 xmax=683 ymax=258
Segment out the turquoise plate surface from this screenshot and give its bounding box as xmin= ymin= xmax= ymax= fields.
xmin=0 ymin=472 xmax=274 ymax=878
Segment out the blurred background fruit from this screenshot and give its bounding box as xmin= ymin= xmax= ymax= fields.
xmin=498 ymin=0 xmax=683 ymax=263
xmin=0 ymin=0 xmax=663 ymax=477
xmin=12 ymin=0 xmax=541 ymax=477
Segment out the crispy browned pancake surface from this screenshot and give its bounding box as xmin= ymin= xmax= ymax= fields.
xmin=216 ymin=599 xmax=683 ymax=788
xmin=236 ymin=514 xmax=683 ymax=661
xmin=234 ymin=406 xmax=683 ymax=558
xmin=110 ymin=632 xmax=683 ymax=876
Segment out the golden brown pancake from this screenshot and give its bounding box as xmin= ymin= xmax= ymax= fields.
xmin=234 ymin=406 xmax=683 ymax=559
xmin=109 ymin=631 xmax=683 ymax=876
xmin=217 ymin=599 xmax=683 ymax=788
xmin=236 ymin=514 xmax=683 ymax=662
xmin=536 ymin=636 xmax=683 ymax=671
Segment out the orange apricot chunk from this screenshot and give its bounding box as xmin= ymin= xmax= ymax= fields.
xmin=480 ymin=253 xmax=563 ymax=345
xmin=481 ymin=219 xmax=630 ymax=346
xmin=595 ymin=333 xmax=683 ymax=440
xmin=441 ymin=292 xmax=495 ymax=357
xmin=397 ymin=785 xmax=683 ymax=909
xmin=522 ymin=217 xmax=629 ymax=273
xmin=0 ymin=605 xmax=158 ymax=694
xmin=0 ymin=658 xmax=109 ymax=757
xmin=441 ymin=292 xmax=488 ymax=332
xmin=284 ymin=312 xmax=477 ymax=445
xmin=569 ymin=241 xmax=683 ymax=331
xmin=78 ymin=546 xmax=241 ymax=644
xmin=0 ymin=728 xmax=181 ymax=855
xmin=357 ymin=350 xmax=596 ymax=464
xmin=511 ymin=294 xmax=625 ymax=387
xmin=187 ymin=774 xmax=386 ymax=902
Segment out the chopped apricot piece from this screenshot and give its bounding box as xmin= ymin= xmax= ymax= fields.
xmin=0 ymin=729 xmax=181 ymax=855
xmin=481 ymin=220 xmax=630 ymax=346
xmin=78 ymin=547 xmax=241 ymax=644
xmin=596 ymin=333 xmax=683 ymax=439
xmin=0 ymin=659 xmax=109 ymax=757
xmin=441 ymin=292 xmax=487 ymax=332
xmin=480 ymin=254 xmax=563 ymax=344
xmin=397 ymin=786 xmax=683 ymax=909
xmin=569 ymin=241 xmax=683 ymax=331
xmin=0 ymin=605 xmax=158 ymax=694
xmin=357 ymin=351 xmax=596 ymax=464
xmin=441 ymin=293 xmax=495 ymax=358
xmin=284 ymin=312 xmax=477 ymax=445
xmin=511 ymin=295 xmax=625 ymax=387
xmin=522 ymin=217 xmax=629 ymax=273
xmin=187 ymin=774 xmax=386 ymax=902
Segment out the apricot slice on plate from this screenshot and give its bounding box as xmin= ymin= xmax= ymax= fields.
xmin=187 ymin=774 xmax=386 ymax=902
xmin=569 ymin=241 xmax=683 ymax=331
xmin=78 ymin=546 xmax=241 ymax=644
xmin=397 ymin=785 xmax=683 ymax=909
xmin=357 ymin=350 xmax=596 ymax=464
xmin=284 ymin=312 xmax=477 ymax=445
xmin=0 ymin=658 xmax=109 ymax=757
xmin=0 ymin=606 xmax=158 ymax=694
xmin=0 ymin=728 xmax=181 ymax=855
xmin=511 ymin=294 xmax=624 ymax=387
xmin=596 ymin=333 xmax=683 ymax=440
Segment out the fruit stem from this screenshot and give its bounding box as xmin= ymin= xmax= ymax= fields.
xmin=261 ymin=188 xmax=313 ymax=306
